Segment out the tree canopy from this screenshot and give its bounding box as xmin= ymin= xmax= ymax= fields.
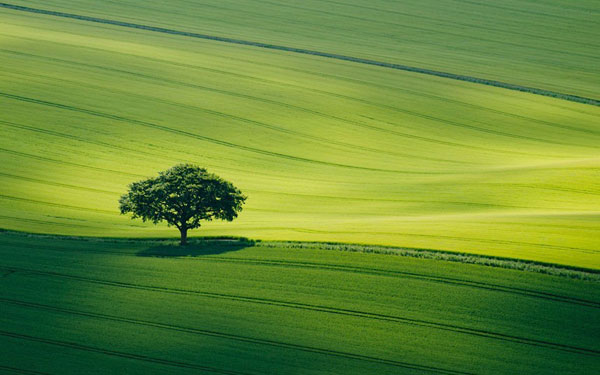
xmin=119 ymin=164 xmax=246 ymax=245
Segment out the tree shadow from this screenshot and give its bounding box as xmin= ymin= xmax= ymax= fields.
xmin=137 ymin=239 xmax=254 ymax=258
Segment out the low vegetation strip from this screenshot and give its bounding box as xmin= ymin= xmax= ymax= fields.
xmin=1 ymin=2 xmax=598 ymax=106
xmin=264 ymin=241 xmax=600 ymax=281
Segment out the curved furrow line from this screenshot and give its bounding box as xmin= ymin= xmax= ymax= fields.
xmin=2 ymin=54 xmax=478 ymax=164
xmin=251 ymin=0 xmax=599 ymax=59
xmin=0 ymin=119 xmax=176 ymax=163
xmin=451 ymin=0 xmax=597 ymax=23
xmin=5 ymin=240 xmax=596 ymax=307
xmin=0 ymin=145 xmax=403 ymax=187
xmin=471 ymin=182 xmax=600 ymax=196
xmin=0 ymin=147 xmax=144 ymax=178
xmin=0 ymin=331 xmax=250 ymax=375
xmin=0 ymin=365 xmax=51 ymax=375
xmin=0 ymin=92 xmax=445 ymax=174
xmin=0 ymin=215 xmax=101 ymax=229
xmin=8 ymin=64 xmax=411 ymax=161
xmin=152 ymin=49 xmax=599 ymax=141
xmin=74 ymin=48 xmax=598 ymax=139
xmin=180 ymin=257 xmax=600 ymax=308
xmin=7 ymin=33 xmax=588 ymax=153
xmin=0 ymin=298 xmax=472 ymax=375
xmin=11 ymin=47 xmax=588 ymax=141
xmin=8 ymin=47 xmax=591 ymax=157
xmin=0 ymin=3 xmax=597 ymax=106
xmin=0 ymin=172 xmax=118 ymax=195
xmin=4 ymin=266 xmax=598 ymax=356
xmin=319 ymin=0 xmax=600 ymax=48
xmin=5 ymin=241 xmax=598 ymax=307
xmin=248 ymin=189 xmax=554 ymax=210
xmin=0 ymin=215 xmax=147 ymax=230
xmin=0 ymin=120 xmax=335 ymax=183
xmin=117 ymin=77 xmax=588 ymax=151
xmin=0 ymin=194 xmax=117 ymax=215
xmin=299 ymin=228 xmax=600 ymax=255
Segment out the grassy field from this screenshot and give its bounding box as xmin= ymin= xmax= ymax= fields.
xmin=1 ymin=232 xmax=599 ymax=374
xmin=2 ymin=1 xmax=599 ymax=373
xmin=1 ymin=1 xmax=599 ymax=268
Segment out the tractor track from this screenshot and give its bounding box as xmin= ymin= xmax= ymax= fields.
xmin=0 ymin=2 xmax=598 ymax=106
xmin=0 ymin=331 xmax=250 ymax=375
xmin=2 ymin=265 xmax=598 ymax=356
xmin=0 ymin=298 xmax=473 ymax=375
xmin=3 ymin=241 xmax=598 ymax=308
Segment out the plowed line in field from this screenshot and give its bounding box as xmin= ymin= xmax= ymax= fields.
xmin=0 ymin=298 xmax=472 ymax=375
xmin=0 ymin=92 xmax=443 ymax=174
xmin=0 ymin=331 xmax=249 ymax=375
xmin=0 ymin=120 xmax=173 ymax=162
xmin=7 ymin=50 xmax=585 ymax=155
xmin=0 ymin=2 xmax=597 ymax=106
xmin=0 ymin=147 xmax=144 ymax=178
xmin=7 ymin=66 xmax=449 ymax=163
xmin=252 ymin=0 xmax=598 ymax=59
xmin=294 ymin=228 xmax=600 ymax=254
xmin=184 ymin=257 xmax=600 ymax=308
xmin=0 ymin=365 xmax=51 ymax=375
xmin=0 ymin=194 xmax=116 ymax=215
xmin=0 ymin=215 xmax=102 ymax=229
xmin=319 ymin=0 xmax=600 ymax=48
xmin=9 ymin=48 xmax=594 ymax=143
xmin=3 ymin=265 xmax=598 ymax=356
xmin=3 ymin=240 xmax=596 ymax=307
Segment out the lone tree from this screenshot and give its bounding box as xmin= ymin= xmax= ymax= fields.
xmin=119 ymin=164 xmax=246 ymax=245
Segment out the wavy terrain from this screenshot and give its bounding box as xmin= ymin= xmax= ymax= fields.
xmin=1 ymin=1 xmax=599 ymax=268
xmin=1 ymin=2 xmax=599 ymax=374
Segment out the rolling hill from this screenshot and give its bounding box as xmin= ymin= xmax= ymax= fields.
xmin=1 ymin=1 xmax=599 ymax=268
xmin=1 ymin=1 xmax=599 ymax=374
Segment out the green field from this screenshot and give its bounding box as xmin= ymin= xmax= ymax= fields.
xmin=1 ymin=232 xmax=599 ymax=374
xmin=1 ymin=1 xmax=599 ymax=373
xmin=1 ymin=1 xmax=599 ymax=268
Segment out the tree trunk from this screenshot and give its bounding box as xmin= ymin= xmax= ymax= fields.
xmin=179 ymin=226 xmax=188 ymax=246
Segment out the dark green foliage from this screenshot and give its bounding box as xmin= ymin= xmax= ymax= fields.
xmin=119 ymin=164 xmax=246 ymax=245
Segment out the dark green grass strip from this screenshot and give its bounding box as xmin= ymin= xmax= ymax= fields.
xmin=4 ymin=266 xmax=598 ymax=356
xmin=4 ymin=238 xmax=598 ymax=308
xmin=184 ymin=257 xmax=600 ymax=308
xmin=0 ymin=365 xmax=51 ymax=375
xmin=0 ymin=2 xmax=598 ymax=106
xmin=0 ymin=331 xmax=250 ymax=375
xmin=0 ymin=298 xmax=472 ymax=375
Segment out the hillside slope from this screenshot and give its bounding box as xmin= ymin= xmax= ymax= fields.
xmin=0 ymin=2 xmax=599 ymax=268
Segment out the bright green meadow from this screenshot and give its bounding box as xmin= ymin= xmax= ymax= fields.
xmin=1 ymin=0 xmax=599 ymax=268
xmin=1 ymin=1 xmax=599 ymax=374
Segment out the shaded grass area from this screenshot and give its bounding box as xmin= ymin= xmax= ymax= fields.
xmin=1 ymin=232 xmax=599 ymax=374
xmin=3 ymin=230 xmax=599 ymax=281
